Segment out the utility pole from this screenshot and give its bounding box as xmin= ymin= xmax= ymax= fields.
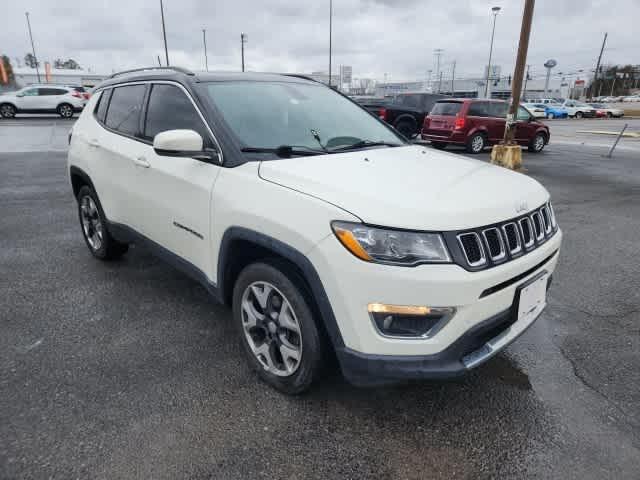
xmin=484 ymin=6 xmax=501 ymax=98
xmin=438 ymin=71 xmax=443 ymax=94
xmin=610 ymin=74 xmax=617 ymax=97
xmin=591 ymin=32 xmax=607 ymax=99
xmin=157 ymin=55 xmax=162 ymax=67
xmin=451 ymin=60 xmax=456 ymax=96
xmin=241 ymin=33 xmax=247 ymax=72
xmin=202 ymin=29 xmax=208 ymax=71
xmin=433 ymin=49 xmax=443 ymax=87
xmin=25 ymin=12 xmax=40 ymax=82
xmin=503 ymin=0 xmax=535 ymax=145
xmin=523 ymin=64 xmax=530 ymax=99
xmin=159 ymin=0 xmax=169 ymax=66
xmin=328 ymin=0 xmax=333 ymax=87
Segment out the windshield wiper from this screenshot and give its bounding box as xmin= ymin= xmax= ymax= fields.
xmin=328 ymin=140 xmax=403 ymax=152
xmin=240 ymin=145 xmax=326 ymax=158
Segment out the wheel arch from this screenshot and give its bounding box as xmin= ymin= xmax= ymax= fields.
xmin=393 ymin=114 xmax=417 ymax=128
xmin=217 ymin=227 xmax=345 ymax=353
xmin=69 ymin=165 xmax=95 ymax=198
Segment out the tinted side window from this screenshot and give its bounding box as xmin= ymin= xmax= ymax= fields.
xmin=468 ymin=102 xmax=490 ymax=117
xmin=22 ymin=88 xmax=39 ymax=96
xmin=488 ymin=102 xmax=509 ymax=118
xmin=396 ymin=94 xmax=421 ymax=108
xmin=95 ymin=89 xmax=111 ymax=123
xmin=105 ymin=85 xmax=146 ymax=136
xmin=430 ymin=102 xmax=462 ymax=116
xmin=144 ymin=84 xmax=210 ymax=145
xmin=38 ymin=88 xmax=67 ymax=96
xmin=517 ymin=106 xmax=531 ymax=120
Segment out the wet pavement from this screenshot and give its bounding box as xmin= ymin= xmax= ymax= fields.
xmin=1 ymin=120 xmax=639 ymax=479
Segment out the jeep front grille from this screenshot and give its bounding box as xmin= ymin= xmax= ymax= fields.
xmin=453 ymin=202 xmax=558 ymax=271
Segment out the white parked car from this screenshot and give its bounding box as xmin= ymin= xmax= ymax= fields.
xmin=523 ymin=103 xmax=546 ymax=118
xmin=560 ymin=100 xmax=597 ymax=118
xmin=0 ymin=85 xmax=86 ymax=118
xmin=67 ymin=67 xmax=562 ymax=393
xmin=622 ymin=95 xmax=640 ymax=102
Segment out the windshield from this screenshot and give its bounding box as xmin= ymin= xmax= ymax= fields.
xmin=202 ymin=81 xmax=404 ymax=151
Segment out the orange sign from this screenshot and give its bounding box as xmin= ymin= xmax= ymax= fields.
xmin=0 ymin=60 xmax=7 ymax=84
xmin=45 ymin=62 xmax=52 ymax=82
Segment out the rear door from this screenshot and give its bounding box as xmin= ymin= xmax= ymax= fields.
xmin=38 ymin=87 xmax=68 ymax=110
xmin=135 ymin=82 xmax=221 ymax=275
xmin=94 ymin=84 xmax=148 ymax=229
xmin=425 ymin=101 xmax=462 ymax=135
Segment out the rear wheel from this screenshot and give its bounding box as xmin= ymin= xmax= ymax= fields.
xmin=466 ymin=132 xmax=486 ymax=154
xmin=528 ymin=132 xmax=546 ymax=153
xmin=57 ymin=103 xmax=74 ymax=118
xmin=395 ymin=120 xmax=416 ymax=139
xmin=575 ymin=111 xmax=583 ymax=119
xmin=77 ymin=185 xmax=128 ymax=260
xmin=606 ymin=112 xmax=612 ymax=118
xmin=0 ymin=103 xmax=16 ymax=118
xmin=233 ymin=262 xmax=324 ymax=395
xmin=431 ymin=141 xmax=447 ymax=150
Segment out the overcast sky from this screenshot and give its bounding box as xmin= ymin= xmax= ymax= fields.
xmin=3 ymin=0 xmax=638 ymax=81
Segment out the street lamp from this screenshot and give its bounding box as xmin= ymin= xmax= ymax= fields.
xmin=484 ymin=6 xmax=501 ymax=98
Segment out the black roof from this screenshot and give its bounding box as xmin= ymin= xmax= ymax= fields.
xmin=96 ymin=67 xmax=318 ymax=91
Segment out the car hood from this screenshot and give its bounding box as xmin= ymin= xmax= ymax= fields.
xmin=258 ymin=145 xmax=549 ymax=231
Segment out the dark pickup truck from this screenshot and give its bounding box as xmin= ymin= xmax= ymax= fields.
xmin=358 ymin=92 xmax=448 ymax=138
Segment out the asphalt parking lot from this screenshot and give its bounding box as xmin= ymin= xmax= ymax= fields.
xmin=1 ymin=117 xmax=639 ymax=479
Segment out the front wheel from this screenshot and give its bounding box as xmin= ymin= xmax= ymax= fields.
xmin=0 ymin=103 xmax=16 ymax=118
xmin=575 ymin=111 xmax=583 ymax=119
xmin=395 ymin=120 xmax=416 ymax=139
xmin=547 ymin=112 xmax=555 ymax=119
xmin=233 ymin=262 xmax=324 ymax=395
xmin=528 ymin=133 xmax=546 ymax=153
xmin=466 ymin=132 xmax=486 ymax=154
xmin=57 ymin=103 xmax=74 ymax=118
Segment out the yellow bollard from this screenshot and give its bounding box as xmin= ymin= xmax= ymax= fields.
xmin=490 ymin=144 xmax=522 ymax=171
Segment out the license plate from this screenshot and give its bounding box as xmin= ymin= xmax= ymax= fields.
xmin=517 ymin=273 xmax=548 ymax=323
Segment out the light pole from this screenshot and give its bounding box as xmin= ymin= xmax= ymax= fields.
xmin=159 ymin=0 xmax=169 ymax=66
xmin=328 ymin=0 xmax=333 ymax=87
xmin=484 ymin=6 xmax=501 ymax=98
xmin=202 ymin=29 xmax=208 ymax=71
xmin=25 ymin=12 xmax=40 ymax=82
xmin=241 ymin=33 xmax=247 ymax=72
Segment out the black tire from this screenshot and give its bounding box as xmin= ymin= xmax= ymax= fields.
xmin=431 ymin=141 xmax=447 ymax=150
xmin=606 ymin=112 xmax=612 ymax=118
xmin=466 ymin=132 xmax=486 ymax=154
xmin=395 ymin=120 xmax=416 ymax=139
xmin=76 ymin=185 xmax=128 ymax=260
xmin=232 ymin=262 xmax=324 ymax=395
xmin=528 ymin=132 xmax=546 ymax=153
xmin=0 ymin=103 xmax=16 ymax=118
xmin=575 ymin=111 xmax=583 ymax=119
xmin=57 ymin=103 xmax=74 ymax=118
xmin=546 ymin=112 xmax=555 ymax=119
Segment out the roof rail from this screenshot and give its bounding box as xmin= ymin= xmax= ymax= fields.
xmin=282 ymin=73 xmax=321 ymax=83
xmin=108 ymin=66 xmax=194 ymax=79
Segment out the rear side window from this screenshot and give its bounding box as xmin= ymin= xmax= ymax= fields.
xmin=394 ymin=94 xmax=421 ymax=108
xmin=95 ymin=89 xmax=111 ymax=123
xmin=38 ymin=88 xmax=67 ymax=96
xmin=467 ymin=102 xmax=490 ymax=117
xmin=143 ymin=84 xmax=210 ymax=145
xmin=430 ymin=102 xmax=462 ymax=116
xmin=105 ymin=85 xmax=146 ymax=136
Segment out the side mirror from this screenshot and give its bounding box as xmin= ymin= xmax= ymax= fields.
xmin=153 ymin=129 xmax=219 ymax=163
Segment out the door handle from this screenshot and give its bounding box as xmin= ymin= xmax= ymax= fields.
xmin=133 ymin=156 xmax=150 ymax=168
xmin=88 ymin=138 xmax=100 ymax=148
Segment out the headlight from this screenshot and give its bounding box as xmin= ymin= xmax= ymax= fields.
xmin=331 ymin=221 xmax=451 ymax=266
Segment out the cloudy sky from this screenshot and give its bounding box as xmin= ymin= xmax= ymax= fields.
xmin=3 ymin=0 xmax=638 ymax=82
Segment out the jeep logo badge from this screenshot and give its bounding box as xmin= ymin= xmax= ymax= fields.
xmin=515 ymin=201 xmax=529 ymax=213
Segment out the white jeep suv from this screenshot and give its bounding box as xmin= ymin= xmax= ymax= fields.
xmin=67 ymin=67 xmax=562 ymax=394
xmin=0 ymin=85 xmax=86 ymax=118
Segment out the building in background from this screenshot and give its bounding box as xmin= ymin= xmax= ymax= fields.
xmin=12 ymin=66 xmax=107 ymax=89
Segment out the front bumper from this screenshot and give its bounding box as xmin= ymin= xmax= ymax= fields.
xmin=337 ymin=274 xmax=550 ymax=386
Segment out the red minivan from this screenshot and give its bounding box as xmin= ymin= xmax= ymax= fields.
xmin=421 ymin=99 xmax=550 ymax=154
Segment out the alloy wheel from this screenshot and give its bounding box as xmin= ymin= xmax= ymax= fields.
xmin=471 ymin=135 xmax=484 ymax=153
xmin=80 ymin=195 xmax=103 ymax=251
xmin=60 ymin=105 xmax=73 ymax=117
xmin=240 ymin=281 xmax=302 ymax=377
xmin=534 ymin=134 xmax=545 ymax=151
xmin=0 ymin=104 xmax=15 ymax=118
xmin=547 ymin=112 xmax=554 ymax=119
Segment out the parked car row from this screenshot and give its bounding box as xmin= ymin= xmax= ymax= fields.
xmin=594 ymin=95 xmax=640 ymax=103
xmin=0 ymin=84 xmax=90 ymax=118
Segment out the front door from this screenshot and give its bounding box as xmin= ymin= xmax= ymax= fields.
xmin=134 ymin=82 xmax=221 ymax=277
xmin=515 ymin=106 xmax=537 ymax=144
xmin=15 ymin=87 xmax=40 ymax=111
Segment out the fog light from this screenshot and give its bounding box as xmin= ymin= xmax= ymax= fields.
xmin=368 ymin=303 xmax=455 ymax=338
